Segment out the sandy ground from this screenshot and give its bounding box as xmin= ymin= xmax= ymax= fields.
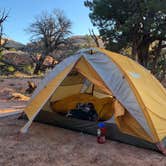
xmin=0 ymin=78 xmax=40 ymax=115
xmin=0 ymin=78 xmax=166 ymax=166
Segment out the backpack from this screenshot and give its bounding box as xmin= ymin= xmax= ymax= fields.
xmin=66 ymin=103 xmax=98 ymax=121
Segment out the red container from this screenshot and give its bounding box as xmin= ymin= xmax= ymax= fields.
xmin=97 ymin=123 xmax=106 ymax=144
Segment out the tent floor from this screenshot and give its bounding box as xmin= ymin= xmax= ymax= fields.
xmin=30 ymin=110 xmax=159 ymax=152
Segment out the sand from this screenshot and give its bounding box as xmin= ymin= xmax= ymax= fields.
xmin=0 ymin=78 xmax=166 ymax=166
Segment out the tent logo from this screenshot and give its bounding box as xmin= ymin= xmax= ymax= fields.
xmin=129 ymin=72 xmax=141 ymax=78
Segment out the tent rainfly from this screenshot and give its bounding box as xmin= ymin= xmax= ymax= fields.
xmin=21 ymin=48 xmax=166 ymax=154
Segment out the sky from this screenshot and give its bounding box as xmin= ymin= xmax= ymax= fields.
xmin=0 ymin=0 xmax=98 ymax=44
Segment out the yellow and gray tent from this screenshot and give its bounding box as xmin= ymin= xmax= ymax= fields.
xmin=21 ymin=48 xmax=166 ymax=153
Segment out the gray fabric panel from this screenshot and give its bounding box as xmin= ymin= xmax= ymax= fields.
xmin=83 ymin=52 xmax=152 ymax=139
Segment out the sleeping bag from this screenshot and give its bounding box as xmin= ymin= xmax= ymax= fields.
xmin=50 ymin=93 xmax=114 ymax=120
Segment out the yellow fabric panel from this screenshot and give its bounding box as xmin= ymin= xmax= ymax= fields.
xmin=42 ymin=84 xmax=83 ymax=112
xmin=98 ymin=48 xmax=166 ymax=142
xmin=98 ymin=97 xmax=114 ymax=120
xmin=24 ymin=63 xmax=75 ymax=119
xmin=84 ymin=83 xmax=94 ymax=94
xmin=115 ymin=110 xmax=152 ymax=142
xmin=93 ymin=90 xmax=110 ymax=98
xmin=50 ymin=84 xmax=83 ymax=101
xmin=94 ymin=86 xmax=111 ymax=97
xmin=147 ymin=107 xmax=166 ymax=141
xmin=42 ymin=100 xmax=52 ymax=112
xmin=61 ymin=73 xmax=84 ymax=86
xmin=50 ymin=93 xmax=96 ymax=113
xmin=50 ymin=93 xmax=114 ymax=120
xmin=75 ymin=57 xmax=112 ymax=95
xmin=93 ymin=85 xmax=112 ymax=98
xmin=114 ymin=100 xmax=125 ymax=117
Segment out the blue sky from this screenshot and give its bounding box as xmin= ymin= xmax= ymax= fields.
xmin=1 ymin=0 xmax=98 ymax=44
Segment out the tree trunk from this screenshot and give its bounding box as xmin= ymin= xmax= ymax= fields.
xmin=137 ymin=42 xmax=150 ymax=67
xmin=160 ymin=54 xmax=166 ymax=82
xmin=33 ymin=53 xmax=46 ymax=74
xmin=33 ymin=62 xmax=41 ymax=75
xmin=26 ymin=81 xmax=37 ymax=94
xmin=151 ymin=40 xmax=162 ymax=75
xmin=89 ymin=29 xmax=100 ymax=47
xmin=132 ymin=42 xmax=138 ymax=61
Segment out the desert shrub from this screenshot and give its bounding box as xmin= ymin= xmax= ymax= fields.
xmin=7 ymin=66 xmax=15 ymax=72
xmin=37 ymin=70 xmax=44 ymax=76
xmin=0 ymin=51 xmax=3 ymax=60
xmin=24 ymin=65 xmax=34 ymax=74
xmin=9 ymin=48 xmax=17 ymax=51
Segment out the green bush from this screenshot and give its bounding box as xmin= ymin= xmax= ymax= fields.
xmin=24 ymin=65 xmax=34 ymax=74
xmin=7 ymin=66 xmax=15 ymax=72
xmin=0 ymin=51 xmax=3 ymax=60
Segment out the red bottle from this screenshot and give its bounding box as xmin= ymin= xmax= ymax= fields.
xmin=97 ymin=122 xmax=106 ymax=144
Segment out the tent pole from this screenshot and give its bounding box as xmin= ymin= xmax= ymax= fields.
xmin=91 ymin=84 xmax=94 ymax=96
xmin=20 ymin=120 xmax=33 ymax=133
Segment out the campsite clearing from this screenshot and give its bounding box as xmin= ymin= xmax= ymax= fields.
xmin=0 ymin=78 xmax=166 ymax=165
xmin=0 ymin=115 xmax=166 ymax=166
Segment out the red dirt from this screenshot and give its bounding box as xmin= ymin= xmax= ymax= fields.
xmin=0 ymin=78 xmax=166 ymax=166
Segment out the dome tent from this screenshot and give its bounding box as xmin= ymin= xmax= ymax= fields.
xmin=21 ymin=48 xmax=166 ymax=154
